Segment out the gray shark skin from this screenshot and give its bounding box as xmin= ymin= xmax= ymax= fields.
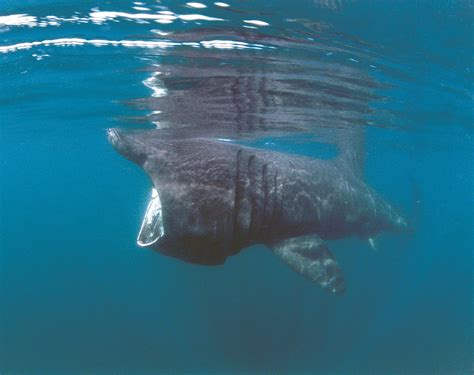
xmin=108 ymin=128 xmax=407 ymax=294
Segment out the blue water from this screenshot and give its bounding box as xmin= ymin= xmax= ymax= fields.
xmin=1 ymin=1 xmax=472 ymax=374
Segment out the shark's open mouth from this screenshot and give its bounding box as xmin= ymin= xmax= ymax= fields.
xmin=137 ymin=188 xmax=165 ymax=247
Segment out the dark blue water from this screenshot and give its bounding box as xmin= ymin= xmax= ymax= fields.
xmin=1 ymin=1 xmax=472 ymax=374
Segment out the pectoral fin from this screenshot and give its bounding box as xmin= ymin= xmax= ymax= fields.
xmin=271 ymin=235 xmax=345 ymax=294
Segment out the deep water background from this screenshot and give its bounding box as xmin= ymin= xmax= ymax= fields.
xmin=0 ymin=1 xmax=472 ymax=374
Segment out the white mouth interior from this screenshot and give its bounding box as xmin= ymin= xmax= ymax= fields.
xmin=137 ymin=188 xmax=165 ymax=247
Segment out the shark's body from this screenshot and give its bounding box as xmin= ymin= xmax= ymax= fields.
xmin=108 ymin=129 xmax=407 ymax=294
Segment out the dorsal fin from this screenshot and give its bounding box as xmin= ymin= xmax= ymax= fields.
xmin=334 ymin=125 xmax=365 ymax=178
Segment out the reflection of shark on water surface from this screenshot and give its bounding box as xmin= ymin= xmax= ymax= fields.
xmin=108 ymin=128 xmax=408 ymax=294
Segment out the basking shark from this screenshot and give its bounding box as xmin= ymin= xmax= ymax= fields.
xmin=108 ymin=128 xmax=408 ymax=294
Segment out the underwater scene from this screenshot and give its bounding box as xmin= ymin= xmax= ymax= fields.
xmin=0 ymin=0 xmax=472 ymax=374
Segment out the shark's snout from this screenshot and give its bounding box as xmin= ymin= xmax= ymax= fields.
xmin=107 ymin=128 xmax=128 ymax=156
xmin=107 ymin=128 xmax=122 ymax=148
xmin=107 ymin=128 xmax=148 ymax=165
